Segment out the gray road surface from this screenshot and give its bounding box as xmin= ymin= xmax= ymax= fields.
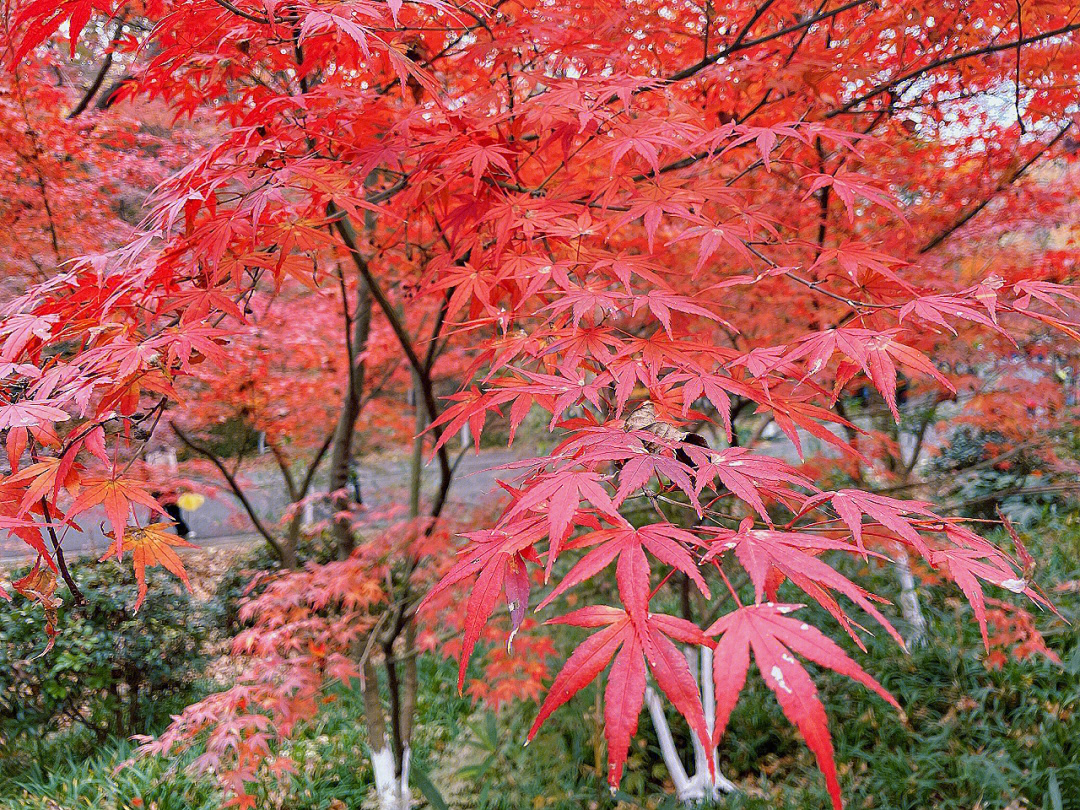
xmin=0 ymin=448 xmax=528 ymax=562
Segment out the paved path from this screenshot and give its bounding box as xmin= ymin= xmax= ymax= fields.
xmin=0 ymin=448 xmax=528 ymax=562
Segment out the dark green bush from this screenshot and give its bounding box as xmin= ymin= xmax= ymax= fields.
xmin=930 ymin=427 xmax=1069 ymax=523
xmin=0 ymin=559 xmax=211 ymax=755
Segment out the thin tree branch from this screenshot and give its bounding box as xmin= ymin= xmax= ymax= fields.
xmin=299 ymin=430 xmax=335 ymax=496
xmin=171 ymin=424 xmax=286 ymax=559
xmin=40 ymin=498 xmax=85 ymax=605
xmin=829 ymin=21 xmax=1080 ymax=117
xmin=209 ymin=0 xmax=271 ymax=25
xmin=640 ymin=0 xmax=870 ymax=95
xmin=269 ymin=443 xmax=298 ymax=501
xmin=919 ymin=119 xmax=1074 ymax=253
xmin=67 ymin=13 xmax=127 ymax=119
xmin=328 ymin=202 xmax=454 ymax=521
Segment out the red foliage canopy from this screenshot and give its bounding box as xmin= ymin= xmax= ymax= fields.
xmin=2 ymin=0 xmax=1080 ymax=806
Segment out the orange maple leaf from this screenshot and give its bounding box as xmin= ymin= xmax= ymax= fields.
xmin=67 ymin=475 xmax=167 ymax=549
xmin=13 ymin=563 xmax=62 ymax=658
xmin=99 ymin=523 xmax=196 ymax=611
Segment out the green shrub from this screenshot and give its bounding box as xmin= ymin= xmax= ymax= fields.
xmin=930 ymin=427 xmax=1069 ymax=523
xmin=0 ymin=559 xmax=211 ymax=757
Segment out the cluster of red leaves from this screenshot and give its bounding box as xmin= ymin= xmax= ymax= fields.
xmin=982 ymin=597 xmax=1062 ymax=670
xmin=2 ymin=1 xmax=1080 ymax=808
xmin=135 ymin=535 xmax=388 ymax=806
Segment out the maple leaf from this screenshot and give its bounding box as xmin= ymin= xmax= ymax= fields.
xmin=0 ymin=313 xmax=56 ymax=360
xmin=0 ymin=400 xmax=69 ymax=430
xmin=931 ymin=525 xmax=1055 ymax=649
xmin=786 ymin=328 xmax=954 ymax=420
xmin=631 ymin=290 xmax=730 ymax=337
xmin=898 ymin=294 xmax=1011 ymax=338
xmin=99 ymin=522 xmax=196 ymax=611
xmin=682 ymin=446 xmax=813 ymax=520
xmin=8 ymin=456 xmax=82 ymax=516
xmin=668 ymin=220 xmax=756 ymax=276
xmin=536 ymin=522 xmax=709 ymax=611
xmin=605 ymin=123 xmax=681 ymax=176
xmin=707 ymin=604 xmax=900 ymax=810
xmin=0 ymin=479 xmax=57 ymax=567
xmin=612 ymin=447 xmax=698 ymax=507
xmin=803 ymin=489 xmax=939 ymax=557
xmin=704 ymin=519 xmax=903 ymax=648
xmin=15 ymin=0 xmax=113 ymax=59
xmin=500 ymin=469 xmax=621 ymax=572
xmin=12 ymin=563 xmax=62 ymax=658
xmin=764 ymin=398 xmax=864 ymax=460
xmin=527 ymin=604 xmax=712 ymax=789
xmin=809 ymin=241 xmax=909 ymax=289
xmin=802 ymin=171 xmax=902 ymax=222
xmin=418 ymin=522 xmax=547 ymax=688
xmin=65 ymin=473 xmax=168 ymax=547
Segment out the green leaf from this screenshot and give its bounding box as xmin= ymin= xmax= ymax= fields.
xmin=1048 ymin=770 xmax=1062 ymax=810
xmin=412 ymin=764 xmax=449 ymax=810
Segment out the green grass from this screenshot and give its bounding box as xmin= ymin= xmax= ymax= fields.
xmin=0 ymin=740 xmax=221 ymax=810
xmin=0 ymin=654 xmax=474 ymax=810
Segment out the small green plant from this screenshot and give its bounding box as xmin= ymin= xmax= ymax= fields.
xmin=3 ymin=739 xmax=224 ymax=810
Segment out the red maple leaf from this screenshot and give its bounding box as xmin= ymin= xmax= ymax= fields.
xmin=528 ymin=603 xmax=713 ymax=788
xmin=707 ymin=603 xmax=900 ymax=810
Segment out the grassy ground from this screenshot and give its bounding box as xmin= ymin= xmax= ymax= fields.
xmin=2 ymin=515 xmax=1078 ymax=810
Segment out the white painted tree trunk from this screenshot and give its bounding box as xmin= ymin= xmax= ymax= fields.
xmin=370 ymin=744 xmax=411 ymax=810
xmin=646 ymin=646 xmax=737 ymax=804
xmin=894 ymin=544 xmax=929 ymax=648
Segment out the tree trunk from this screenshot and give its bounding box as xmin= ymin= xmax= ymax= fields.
xmin=282 ymin=509 xmax=302 ymax=569
xmin=363 ymin=657 xmax=411 ymax=810
xmin=646 ymin=646 xmax=737 ymax=804
xmin=894 ymin=543 xmax=929 ymax=648
xmin=328 ymin=277 xmax=372 ymax=558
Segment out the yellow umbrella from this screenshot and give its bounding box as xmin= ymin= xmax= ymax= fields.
xmin=177 ymin=492 xmax=206 ymax=511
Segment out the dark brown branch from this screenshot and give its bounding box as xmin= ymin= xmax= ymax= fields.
xmin=269 ymin=443 xmax=299 ymax=501
xmin=729 ymin=0 xmax=778 ymax=51
xmin=328 ymin=203 xmax=454 ymax=521
xmin=651 ymin=0 xmax=870 ymax=92
xmin=635 ymin=16 xmax=1077 ymax=180
xmin=829 ymin=21 xmax=1080 ymax=118
xmin=209 ymin=0 xmax=271 ymax=24
xmin=67 ymin=14 xmax=127 ymax=119
xmin=901 ymin=406 xmax=936 ymax=479
xmin=299 ymin=430 xmax=335 ymax=496
xmin=941 ymin=482 xmax=1080 ymax=512
xmin=171 ymin=424 xmax=286 ymax=559
xmin=919 ymin=119 xmax=1074 ymax=254
xmin=39 ymin=499 xmax=85 ymax=605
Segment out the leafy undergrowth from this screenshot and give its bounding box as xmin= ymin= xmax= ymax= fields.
xmin=3 ymin=516 xmax=1078 ymax=810
xmin=0 ymin=649 xmax=474 ymax=810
